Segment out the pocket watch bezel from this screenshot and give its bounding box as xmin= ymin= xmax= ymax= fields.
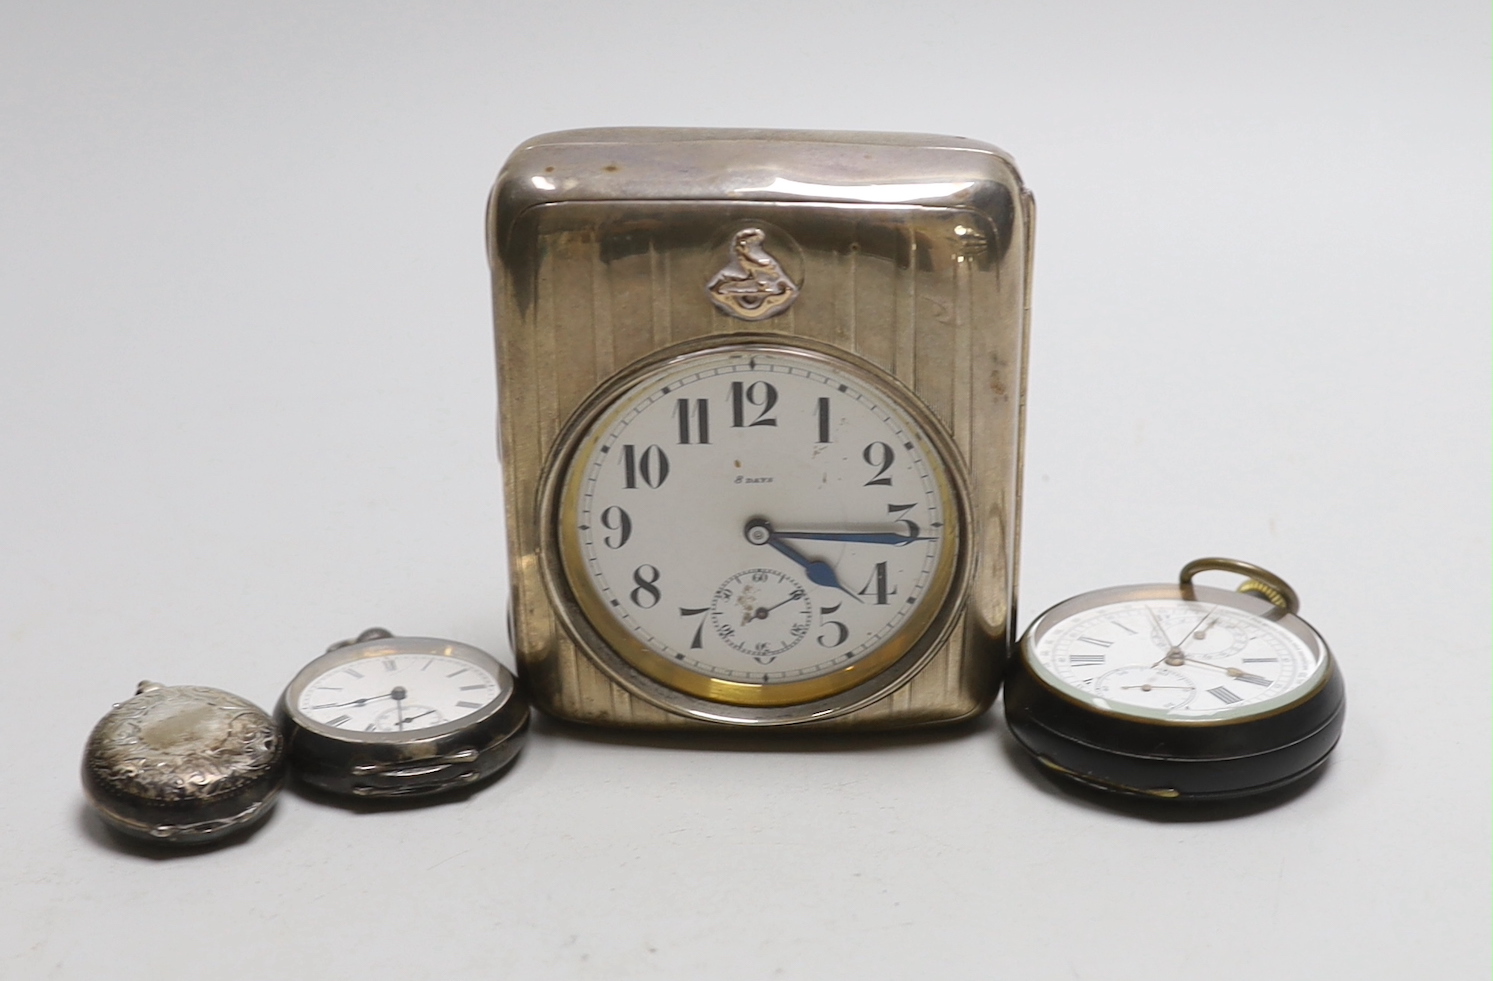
xmin=536 ymin=334 xmax=974 ymax=726
xmin=1020 ymin=583 xmax=1334 ymax=727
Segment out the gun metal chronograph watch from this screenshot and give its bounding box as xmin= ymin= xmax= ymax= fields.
xmin=1004 ymin=558 xmax=1346 ymax=801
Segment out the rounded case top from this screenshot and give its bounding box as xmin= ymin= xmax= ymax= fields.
xmin=83 ymin=682 xmax=285 ymax=844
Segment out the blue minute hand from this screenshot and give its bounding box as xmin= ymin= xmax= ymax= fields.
xmin=771 ymin=529 xmax=934 ymax=546
xmin=745 ymin=519 xmax=862 ymax=602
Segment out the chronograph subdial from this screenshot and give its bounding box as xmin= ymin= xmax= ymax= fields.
xmin=1162 ymin=610 xmax=1244 ymax=658
xmin=1093 ymin=666 xmax=1196 ymax=711
xmin=709 ymin=569 xmax=814 ymax=663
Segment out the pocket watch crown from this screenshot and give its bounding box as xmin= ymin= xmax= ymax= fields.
xmin=1237 ymin=579 xmax=1290 ymax=611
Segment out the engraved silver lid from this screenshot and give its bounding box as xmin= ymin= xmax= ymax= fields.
xmin=83 ymin=681 xmax=286 ymax=845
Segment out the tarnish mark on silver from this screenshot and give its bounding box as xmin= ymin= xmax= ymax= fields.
xmin=706 ymin=228 xmax=799 ymax=321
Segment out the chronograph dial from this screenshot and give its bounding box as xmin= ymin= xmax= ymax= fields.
xmin=545 ymin=340 xmax=969 ymax=718
xmin=1030 ymin=598 xmax=1322 ymax=722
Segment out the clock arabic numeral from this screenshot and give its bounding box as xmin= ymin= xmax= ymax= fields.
xmin=858 ymin=562 xmax=897 ymax=605
xmin=630 ymin=565 xmax=662 ymax=608
xmin=816 ymin=397 xmax=831 ymax=444
xmin=862 ymin=442 xmax=894 ymax=486
xmin=674 ymin=398 xmax=710 ymax=445
xmin=887 ymin=502 xmax=920 ymax=538
xmin=679 ymin=606 xmax=710 ymax=649
xmin=817 ymin=603 xmax=848 ymax=647
xmin=730 ymin=381 xmax=778 ymax=427
xmin=600 ymin=506 xmax=632 ymax=549
xmin=622 ymin=444 xmax=670 ymax=489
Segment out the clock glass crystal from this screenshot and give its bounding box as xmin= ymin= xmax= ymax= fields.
xmin=552 ymin=342 xmax=965 ymax=708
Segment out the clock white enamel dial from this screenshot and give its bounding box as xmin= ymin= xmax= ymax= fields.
xmin=297 ymin=652 xmax=501 ymax=733
xmin=550 ymin=342 xmax=967 ymax=708
xmin=1029 ymin=598 xmax=1328 ymax=722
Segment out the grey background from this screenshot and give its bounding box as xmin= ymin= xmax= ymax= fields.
xmin=2 ymin=2 xmax=1487 ymax=978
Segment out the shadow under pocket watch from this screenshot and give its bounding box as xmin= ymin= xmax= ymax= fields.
xmin=1003 ymin=558 xmax=1345 ymax=801
xmin=277 ymin=629 xmax=529 ymax=798
xmin=491 ymin=127 xmax=1035 ymax=731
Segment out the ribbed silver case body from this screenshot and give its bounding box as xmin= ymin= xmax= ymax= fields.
xmin=489 ymin=128 xmax=1034 ymax=730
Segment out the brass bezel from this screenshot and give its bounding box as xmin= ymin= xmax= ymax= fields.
xmin=538 ymin=335 xmax=972 ymax=720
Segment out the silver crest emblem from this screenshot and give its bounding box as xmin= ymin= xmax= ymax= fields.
xmin=706 ymin=228 xmax=799 ymax=321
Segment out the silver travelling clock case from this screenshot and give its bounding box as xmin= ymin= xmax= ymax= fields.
xmin=489 ymin=128 xmax=1034 ymax=731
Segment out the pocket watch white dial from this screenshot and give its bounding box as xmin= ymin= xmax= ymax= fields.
xmin=1031 ymin=598 xmax=1324 ymax=723
xmin=296 ymin=651 xmax=500 ymax=733
xmin=550 ymin=342 xmax=966 ymax=709
xmin=278 ymin=630 xmax=530 ymax=799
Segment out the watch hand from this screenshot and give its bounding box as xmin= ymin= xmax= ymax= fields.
xmin=762 ymin=592 xmax=803 ymax=613
xmin=310 ymin=690 xmax=399 ymax=710
xmin=1190 ymin=614 xmax=1219 ymax=640
xmin=402 ymin=709 xmax=436 ymax=725
xmin=391 ymin=685 xmax=407 ymax=731
xmin=767 ymin=540 xmax=862 ymax=600
xmin=770 ymin=530 xmax=935 ymax=546
xmin=749 ymin=590 xmax=807 ymax=622
xmin=1120 ymin=684 xmax=1192 ymax=691
xmin=1145 ymin=605 xmax=1182 ymax=665
xmin=1169 ymin=656 xmax=1270 ymax=685
xmin=746 ymin=519 xmax=862 ymax=602
xmin=1148 ymin=605 xmax=1221 ymax=666
xmin=1177 ymin=608 xmax=1220 ymax=650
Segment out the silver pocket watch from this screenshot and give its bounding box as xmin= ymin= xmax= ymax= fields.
xmin=276 ymin=629 xmax=530 ymax=799
xmin=83 ymin=681 xmax=286 ymax=845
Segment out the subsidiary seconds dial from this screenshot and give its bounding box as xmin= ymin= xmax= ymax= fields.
xmin=553 ymin=343 xmax=965 ymax=708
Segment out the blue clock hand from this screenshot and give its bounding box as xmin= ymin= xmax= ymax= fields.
xmin=770 ymin=530 xmax=935 ymax=546
xmin=746 ymin=519 xmax=862 ymax=602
